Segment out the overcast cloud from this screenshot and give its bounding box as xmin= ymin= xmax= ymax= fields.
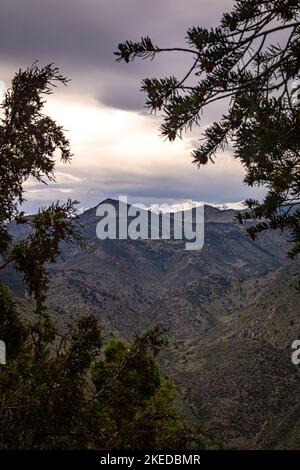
xmin=0 ymin=0 xmax=266 ymax=212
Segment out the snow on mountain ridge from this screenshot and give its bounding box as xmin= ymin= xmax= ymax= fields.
xmin=146 ymin=200 xmax=245 ymax=214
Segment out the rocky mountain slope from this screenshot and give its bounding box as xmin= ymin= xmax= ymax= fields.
xmin=164 ymin=262 xmax=300 ymax=449
xmin=46 ymin=202 xmax=290 ymax=336
xmin=3 ymin=200 xmax=300 ymax=448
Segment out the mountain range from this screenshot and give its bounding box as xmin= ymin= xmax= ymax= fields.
xmin=145 ymin=199 xmax=246 ymax=213
xmin=2 ymin=199 xmax=300 ymax=449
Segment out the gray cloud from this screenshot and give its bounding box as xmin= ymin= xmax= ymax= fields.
xmin=23 ymin=157 xmax=266 ymax=215
xmin=0 ymin=0 xmax=233 ymax=107
xmin=1 ymin=0 xmax=267 ymax=210
xmin=0 ymin=1 xmax=233 ymax=61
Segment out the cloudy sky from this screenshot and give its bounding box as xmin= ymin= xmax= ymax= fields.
xmin=0 ymin=0 xmax=266 ymax=212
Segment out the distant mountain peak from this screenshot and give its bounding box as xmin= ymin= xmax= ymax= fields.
xmin=78 ymin=199 xmax=246 ymax=217
xmin=146 ymin=199 xmax=246 ymax=214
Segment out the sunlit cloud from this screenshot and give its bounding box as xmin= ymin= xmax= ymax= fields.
xmin=19 ymin=91 xmax=265 ymax=212
xmin=0 ymin=0 xmax=266 ymax=214
xmin=0 ymin=80 xmax=6 ymax=97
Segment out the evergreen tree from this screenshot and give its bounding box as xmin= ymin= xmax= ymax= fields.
xmin=115 ymin=0 xmax=300 ymax=256
xmin=0 ymin=64 xmax=212 ymax=450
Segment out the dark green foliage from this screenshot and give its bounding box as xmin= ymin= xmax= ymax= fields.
xmin=0 ymin=292 xmax=204 ymax=449
xmin=0 ymin=292 xmax=102 ymax=449
xmin=115 ymin=0 xmax=300 ymax=256
xmin=0 ymin=283 xmax=26 ymax=359
xmin=0 ymin=64 xmax=71 ymax=226
xmin=0 ymin=65 xmax=210 ymax=450
xmin=0 ymin=64 xmax=82 ymax=310
xmin=11 ymin=200 xmax=83 ymax=313
xmin=90 ymin=328 xmax=195 ymax=450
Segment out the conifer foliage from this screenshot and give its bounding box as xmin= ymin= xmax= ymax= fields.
xmin=0 ymin=65 xmax=212 ymax=449
xmin=116 ymin=0 xmax=300 ymax=256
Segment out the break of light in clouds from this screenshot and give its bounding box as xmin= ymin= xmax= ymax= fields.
xmin=0 ymin=0 xmax=266 ymax=213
